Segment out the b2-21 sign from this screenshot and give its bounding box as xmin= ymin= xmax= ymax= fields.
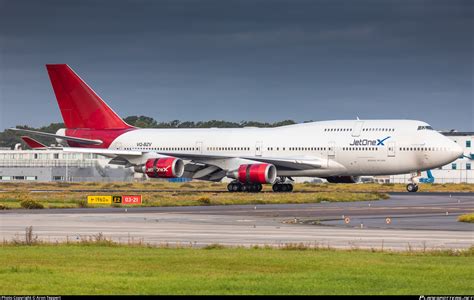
xmin=88 ymin=195 xmax=142 ymax=205
xmin=122 ymin=195 xmax=142 ymax=204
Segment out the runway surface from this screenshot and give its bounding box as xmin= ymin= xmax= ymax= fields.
xmin=1 ymin=193 xmax=473 ymax=251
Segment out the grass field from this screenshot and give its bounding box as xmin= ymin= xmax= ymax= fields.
xmin=0 ymin=182 xmax=390 ymax=209
xmin=0 ymin=244 xmax=472 ymax=295
xmin=458 ymin=213 xmax=474 ymax=223
xmin=1 ymin=181 xmax=473 ymax=193
xmin=0 ymin=181 xmax=472 ymax=209
xmin=0 ymin=191 xmax=387 ymax=209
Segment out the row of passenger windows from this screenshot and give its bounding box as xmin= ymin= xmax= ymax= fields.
xmin=343 ymin=147 xmax=449 ymax=152
xmin=207 ymin=147 xmax=250 ymax=151
xmin=324 ymin=128 xmax=396 ymax=132
xmin=342 ymin=147 xmax=379 ymax=151
xmin=400 ymin=147 xmax=448 ymax=151
xmin=124 ymin=146 xmax=452 ymax=152
xmin=263 ymin=147 xmax=328 ymax=151
xmin=126 ymin=146 xmax=333 ymax=152
xmin=125 ymin=147 xmax=198 ymax=151
xmin=217 ymin=147 xmax=330 ymax=151
xmin=208 ymin=147 xmax=329 ymax=151
xmin=362 ymin=128 xmax=395 ymax=132
xmin=324 ymin=128 xmax=352 ymax=132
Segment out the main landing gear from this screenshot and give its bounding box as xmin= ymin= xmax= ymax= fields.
xmin=272 ymin=183 xmax=293 ymax=192
xmin=272 ymin=177 xmax=294 ymax=193
xmin=406 ymin=171 xmax=421 ymax=193
xmin=227 ymin=177 xmax=294 ymax=193
xmin=227 ymin=181 xmax=262 ymax=193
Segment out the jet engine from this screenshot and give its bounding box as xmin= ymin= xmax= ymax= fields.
xmin=325 ymin=176 xmax=360 ymax=183
xmin=228 ymin=163 xmax=277 ymax=184
xmin=135 ymin=157 xmax=184 ymax=178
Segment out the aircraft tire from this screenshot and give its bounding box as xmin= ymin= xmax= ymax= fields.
xmin=406 ymin=183 xmax=418 ymax=193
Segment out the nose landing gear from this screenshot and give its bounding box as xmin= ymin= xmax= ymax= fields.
xmin=406 ymin=183 xmax=419 ymax=193
xmin=406 ymin=171 xmax=421 ymax=192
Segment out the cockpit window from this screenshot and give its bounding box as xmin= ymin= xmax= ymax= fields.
xmin=417 ymin=126 xmax=434 ymax=130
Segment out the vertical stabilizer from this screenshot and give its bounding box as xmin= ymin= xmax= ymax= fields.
xmin=46 ymin=64 xmax=133 ymax=130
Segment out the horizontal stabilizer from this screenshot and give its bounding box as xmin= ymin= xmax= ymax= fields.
xmin=21 ymin=136 xmax=47 ymax=149
xmin=9 ymin=128 xmax=103 ymax=145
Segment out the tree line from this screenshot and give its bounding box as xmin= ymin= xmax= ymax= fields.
xmin=0 ymin=116 xmax=300 ymax=149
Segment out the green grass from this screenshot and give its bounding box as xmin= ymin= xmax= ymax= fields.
xmin=0 ymin=190 xmax=388 ymax=209
xmin=458 ymin=213 xmax=474 ymax=223
xmin=1 ymin=180 xmax=472 ymax=209
xmin=0 ymin=244 xmax=472 ymax=295
xmin=1 ymin=181 xmax=473 ymax=193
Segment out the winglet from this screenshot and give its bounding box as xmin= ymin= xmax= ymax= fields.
xmin=21 ymin=136 xmax=48 ymax=149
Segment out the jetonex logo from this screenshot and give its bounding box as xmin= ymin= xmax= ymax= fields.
xmin=146 ymin=166 xmax=171 ymax=173
xmin=376 ymin=136 xmax=391 ymax=146
xmin=350 ymin=136 xmax=391 ymax=146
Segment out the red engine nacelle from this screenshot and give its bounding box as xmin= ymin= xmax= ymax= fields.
xmin=140 ymin=157 xmax=184 ymax=178
xmin=236 ymin=163 xmax=277 ymax=184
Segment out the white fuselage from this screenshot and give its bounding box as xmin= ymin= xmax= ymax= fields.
xmin=109 ymin=120 xmax=463 ymax=178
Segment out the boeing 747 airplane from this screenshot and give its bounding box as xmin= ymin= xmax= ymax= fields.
xmin=12 ymin=64 xmax=463 ymax=193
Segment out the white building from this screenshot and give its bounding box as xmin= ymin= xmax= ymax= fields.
xmin=0 ymin=147 xmax=134 ymax=182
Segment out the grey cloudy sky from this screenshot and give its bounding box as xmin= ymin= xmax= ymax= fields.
xmin=0 ymin=0 xmax=472 ymax=131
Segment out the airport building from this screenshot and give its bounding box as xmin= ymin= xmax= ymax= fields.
xmin=0 ymin=132 xmax=472 ymax=183
xmin=0 ymin=147 xmax=134 ymax=182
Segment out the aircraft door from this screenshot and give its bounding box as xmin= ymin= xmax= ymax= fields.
xmin=255 ymin=141 xmax=263 ymax=156
xmin=352 ymin=121 xmax=364 ymax=137
xmin=387 ymin=141 xmax=395 ymax=157
xmin=328 ymin=141 xmax=336 ymax=158
xmin=195 ymin=141 xmax=203 ymax=154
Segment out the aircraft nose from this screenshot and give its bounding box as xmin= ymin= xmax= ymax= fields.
xmin=451 ymin=143 xmax=464 ymax=160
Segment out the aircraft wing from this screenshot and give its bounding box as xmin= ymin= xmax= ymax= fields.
xmin=33 ymin=147 xmax=324 ymax=180
xmin=60 ymin=147 xmax=322 ymax=169
xmin=156 ymin=152 xmax=322 ymax=170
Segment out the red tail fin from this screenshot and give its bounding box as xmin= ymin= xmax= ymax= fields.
xmin=46 ymin=64 xmax=132 ymax=130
